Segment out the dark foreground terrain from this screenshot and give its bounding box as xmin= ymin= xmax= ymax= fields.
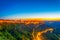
xmin=0 ymin=20 xmax=60 ymax=40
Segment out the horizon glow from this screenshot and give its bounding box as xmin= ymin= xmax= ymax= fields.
xmin=2 ymin=12 xmax=60 ymax=19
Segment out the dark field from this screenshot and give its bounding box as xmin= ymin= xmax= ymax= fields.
xmin=0 ymin=21 xmax=60 ymax=40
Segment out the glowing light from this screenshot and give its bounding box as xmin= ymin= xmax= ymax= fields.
xmin=32 ymin=28 xmax=53 ymax=40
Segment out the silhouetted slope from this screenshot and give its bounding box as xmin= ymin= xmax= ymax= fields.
xmin=0 ymin=21 xmax=60 ymax=40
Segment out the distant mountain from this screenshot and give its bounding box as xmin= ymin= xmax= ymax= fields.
xmin=45 ymin=21 xmax=60 ymax=28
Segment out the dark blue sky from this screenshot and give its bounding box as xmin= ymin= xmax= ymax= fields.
xmin=0 ymin=0 xmax=60 ymax=19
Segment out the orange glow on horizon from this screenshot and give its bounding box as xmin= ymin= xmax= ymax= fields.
xmin=20 ymin=18 xmax=60 ymax=21
xmin=0 ymin=18 xmax=60 ymax=24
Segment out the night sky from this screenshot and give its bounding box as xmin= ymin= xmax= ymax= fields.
xmin=0 ymin=0 xmax=60 ymax=19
